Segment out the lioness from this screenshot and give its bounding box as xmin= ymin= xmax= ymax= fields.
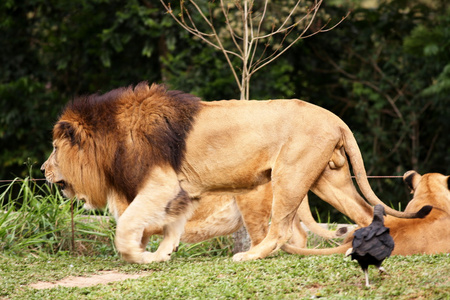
xmin=41 ymin=83 xmax=430 ymax=263
xmin=283 ymin=170 xmax=450 ymax=255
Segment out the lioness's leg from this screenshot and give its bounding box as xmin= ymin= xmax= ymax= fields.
xmin=115 ymin=167 xmax=193 ymax=264
xmin=181 ymin=199 xmax=243 ymax=243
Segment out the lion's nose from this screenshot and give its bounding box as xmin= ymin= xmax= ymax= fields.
xmin=40 ymin=166 xmax=45 ymax=175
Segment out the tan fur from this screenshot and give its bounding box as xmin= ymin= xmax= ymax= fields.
xmin=283 ymin=170 xmax=450 ymax=256
xmin=387 ymin=171 xmax=450 ymax=255
xmin=41 ymin=83 xmax=428 ymax=263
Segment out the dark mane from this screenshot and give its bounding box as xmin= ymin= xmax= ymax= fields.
xmin=55 ymin=82 xmax=202 ymax=202
xmin=54 ymin=86 xmax=127 ymax=142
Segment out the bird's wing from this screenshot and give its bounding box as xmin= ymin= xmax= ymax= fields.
xmin=378 ymin=232 xmax=395 ymax=253
xmin=353 ymin=237 xmax=380 ymax=256
xmin=353 ymin=233 xmax=394 ymax=257
xmin=352 ymin=227 xmax=370 ymax=249
xmin=370 ymin=242 xmax=393 ymax=261
xmin=375 ymin=226 xmax=389 ymax=236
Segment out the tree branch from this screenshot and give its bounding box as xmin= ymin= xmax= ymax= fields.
xmin=160 ymin=0 xmax=243 ymax=90
xmin=220 ymin=0 xmax=243 ymax=56
xmin=161 ymin=0 xmax=348 ymax=100
xmin=249 ymin=0 xmax=325 ymax=76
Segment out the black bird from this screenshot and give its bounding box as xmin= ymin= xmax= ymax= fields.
xmin=347 ymin=204 xmax=395 ymax=287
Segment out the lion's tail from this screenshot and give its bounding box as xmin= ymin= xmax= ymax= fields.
xmin=341 ymin=126 xmax=432 ymax=219
xmin=281 ymin=242 xmax=352 ymax=255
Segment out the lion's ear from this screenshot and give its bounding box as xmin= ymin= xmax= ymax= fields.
xmin=403 ymin=170 xmax=421 ymax=193
xmin=55 ymin=121 xmax=80 ymax=146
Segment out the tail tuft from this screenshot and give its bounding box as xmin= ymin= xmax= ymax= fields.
xmin=415 ymin=205 xmax=433 ymax=218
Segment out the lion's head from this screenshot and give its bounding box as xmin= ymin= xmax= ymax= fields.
xmin=40 ymin=144 xmax=70 ymax=195
xmin=40 ymin=134 xmax=110 ymax=210
xmin=41 ymin=82 xmax=200 ymax=210
xmin=403 ymin=170 xmax=450 ymax=214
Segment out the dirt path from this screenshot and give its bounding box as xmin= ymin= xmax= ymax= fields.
xmin=29 ymin=271 xmax=151 ymax=289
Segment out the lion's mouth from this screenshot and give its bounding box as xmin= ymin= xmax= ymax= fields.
xmin=55 ymin=180 xmax=67 ymax=190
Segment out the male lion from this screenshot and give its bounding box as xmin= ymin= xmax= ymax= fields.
xmin=41 ymin=82 xmax=430 ymax=263
xmin=283 ymin=170 xmax=450 ymax=256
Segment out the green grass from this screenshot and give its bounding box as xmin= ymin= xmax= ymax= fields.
xmin=0 ymin=253 xmax=449 ymax=299
xmin=0 ymin=177 xmax=115 ymax=256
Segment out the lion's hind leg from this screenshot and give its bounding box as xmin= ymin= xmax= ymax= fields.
xmin=286 ymin=211 xmax=308 ymax=248
xmin=233 ymin=146 xmax=331 ymax=262
xmin=232 ymin=189 xmax=306 ymax=261
xmin=234 ymin=183 xmax=273 ymax=247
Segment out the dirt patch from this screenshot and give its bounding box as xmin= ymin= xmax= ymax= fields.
xmin=29 ymin=271 xmax=151 ymax=289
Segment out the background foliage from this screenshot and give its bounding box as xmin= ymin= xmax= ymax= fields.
xmin=1 ymin=0 xmax=448 ymax=221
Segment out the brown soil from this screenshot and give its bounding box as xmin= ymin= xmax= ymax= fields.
xmin=29 ymin=271 xmax=151 ymax=289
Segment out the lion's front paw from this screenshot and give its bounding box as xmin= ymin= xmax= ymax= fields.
xmin=232 ymin=251 xmax=260 ymax=262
